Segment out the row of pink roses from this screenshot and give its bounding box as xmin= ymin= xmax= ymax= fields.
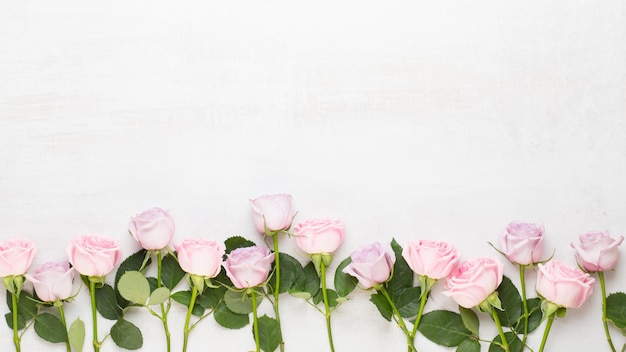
xmin=1 ymin=193 xmax=624 ymax=352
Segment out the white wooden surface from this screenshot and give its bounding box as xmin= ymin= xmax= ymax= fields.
xmin=1 ymin=1 xmax=625 ymax=351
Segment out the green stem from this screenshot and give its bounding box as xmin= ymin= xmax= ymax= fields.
xmin=89 ymin=280 xmax=101 ymax=352
xmin=538 ymin=313 xmax=555 ymax=352
xmin=379 ymin=286 xmax=417 ymax=352
xmin=519 ymin=265 xmax=529 ymax=350
xmin=157 ymin=251 xmax=171 ymax=352
xmin=57 ymin=303 xmax=71 ymax=352
xmin=11 ymin=291 xmax=21 ymax=352
xmin=491 ymin=308 xmax=510 ymax=352
xmin=271 ymin=235 xmax=285 ymax=352
xmin=599 ymin=272 xmax=617 ymax=352
xmin=251 ymin=290 xmax=261 ymax=352
xmin=409 ymin=287 xmax=429 ymax=344
xmin=320 ymin=261 xmax=335 ymax=352
xmin=182 ymin=285 xmax=198 ymax=352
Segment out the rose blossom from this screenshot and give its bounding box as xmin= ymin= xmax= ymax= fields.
xmin=571 ymin=231 xmax=624 ymax=272
xmin=343 ymin=242 xmax=395 ymax=289
xmin=294 ymin=218 xmax=345 ymax=254
xmin=129 ymin=207 xmax=176 ymax=250
xmin=174 ymin=238 xmax=225 ymax=278
xmin=67 ymin=235 xmax=122 ymax=277
xmin=223 ymin=246 xmax=275 ymax=289
xmin=499 ymin=222 xmax=544 ymax=265
xmin=250 ymin=194 xmax=294 ymax=233
xmin=25 ymin=262 xmax=75 ymax=302
xmin=402 ymin=239 xmax=459 ymax=279
xmin=0 ymin=239 xmax=37 ymax=277
xmin=443 ymin=257 xmax=503 ymax=309
xmin=536 ymin=260 xmax=594 ymax=308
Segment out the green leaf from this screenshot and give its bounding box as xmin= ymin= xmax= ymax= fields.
xmin=115 ymin=249 xmax=150 ymax=308
xmin=396 ymin=286 xmax=422 ymax=318
xmin=111 ymin=319 xmax=143 ymax=350
xmin=488 ymin=332 xmax=523 ymax=352
xmin=326 ymin=289 xmax=339 ymax=308
xmin=6 ymin=290 xmax=38 ymax=319
xmin=268 ymin=253 xmax=305 ymax=294
xmin=198 ymin=286 xmax=227 ymax=310
xmin=607 ymin=292 xmax=626 ymax=334
xmin=302 ymin=262 xmax=320 ymax=298
xmin=161 ymin=253 xmax=186 ymax=290
xmin=35 ymin=312 xmax=68 ymax=343
xmin=148 ymin=287 xmax=171 ymax=305
xmin=171 ymin=291 xmax=205 ymax=316
xmin=5 ymin=312 xmax=26 ymax=330
xmin=118 ymin=271 xmax=151 ymax=305
xmin=69 ymin=317 xmax=85 ymax=352
xmin=370 ymin=292 xmax=393 ymax=321
xmin=523 ymin=297 xmax=543 ymax=333
xmin=224 ymin=290 xmax=261 ymax=315
xmin=95 ymin=284 xmax=123 ymax=320
xmin=225 ymin=236 xmax=256 ymax=254
xmin=334 ymin=257 xmax=357 ymax=298
xmin=418 ymin=310 xmax=472 ymax=347
xmin=256 ymin=315 xmax=282 ymax=352
xmin=495 ymin=276 xmax=522 ymax=327
xmin=388 ymin=239 xmax=414 ymax=301
xmin=214 ymin=303 xmax=249 ymax=329
xmin=459 ymin=306 xmax=480 ymax=336
xmin=456 ymin=339 xmax=480 ymax=352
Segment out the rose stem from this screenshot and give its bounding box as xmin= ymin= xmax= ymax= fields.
xmin=491 ymin=308 xmax=510 ymax=352
xmin=409 ymin=285 xmax=429 ymax=345
xmin=538 ymin=312 xmax=555 ymax=352
xmin=56 ymin=302 xmax=71 ymax=352
xmin=156 ymin=251 xmax=171 ymax=352
xmin=320 ymin=261 xmax=336 ymax=352
xmin=519 ymin=265 xmax=530 ymax=348
xmin=89 ymin=279 xmax=101 ymax=352
xmin=379 ymin=286 xmax=417 ymax=352
xmin=182 ymin=284 xmax=198 ymax=352
xmin=599 ymin=271 xmax=617 ymax=352
xmin=251 ymin=289 xmax=261 ymax=352
xmin=11 ymin=291 xmax=21 ymax=352
xmin=271 ymin=234 xmax=285 ymax=352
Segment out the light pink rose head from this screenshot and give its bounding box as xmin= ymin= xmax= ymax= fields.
xmin=0 ymin=239 xmax=37 ymax=277
xmin=294 ymin=218 xmax=345 ymax=254
xmin=25 ymin=261 xmax=75 ymax=302
xmin=250 ymin=194 xmax=294 ymax=234
xmin=129 ymin=207 xmax=175 ymax=250
xmin=571 ymin=231 xmax=624 ymax=272
xmin=342 ymin=242 xmax=395 ymax=289
xmin=402 ymin=239 xmax=459 ymax=279
xmin=536 ymin=260 xmax=595 ymax=308
xmin=499 ymin=222 xmax=544 ymax=265
xmin=223 ymin=246 xmax=275 ymax=289
xmin=67 ymin=235 xmax=122 ymax=277
xmin=174 ymin=238 xmax=225 ymax=278
xmin=443 ymin=257 xmax=503 ymax=309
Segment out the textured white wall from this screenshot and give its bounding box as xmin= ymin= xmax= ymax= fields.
xmin=1 ymin=1 xmax=625 ymax=351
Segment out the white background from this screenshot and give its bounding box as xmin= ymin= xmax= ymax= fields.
xmin=1 ymin=1 xmax=625 ymax=351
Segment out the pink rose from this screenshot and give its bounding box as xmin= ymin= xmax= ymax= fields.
xmin=223 ymin=246 xmax=275 ymax=289
xmin=294 ymin=218 xmax=345 ymax=254
xmin=536 ymin=260 xmax=595 ymax=308
xmin=250 ymin=194 xmax=294 ymax=234
xmin=443 ymin=257 xmax=503 ymax=309
xmin=129 ymin=207 xmax=175 ymax=250
xmin=402 ymin=240 xmax=459 ymax=279
xmin=571 ymin=231 xmax=624 ymax=272
xmin=66 ymin=235 xmax=122 ymax=277
xmin=25 ymin=262 xmax=75 ymax=302
xmin=342 ymin=242 xmax=395 ymax=289
xmin=174 ymin=238 xmax=225 ymax=278
xmin=499 ymin=222 xmax=544 ymax=265
xmin=0 ymin=239 xmax=37 ymax=277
